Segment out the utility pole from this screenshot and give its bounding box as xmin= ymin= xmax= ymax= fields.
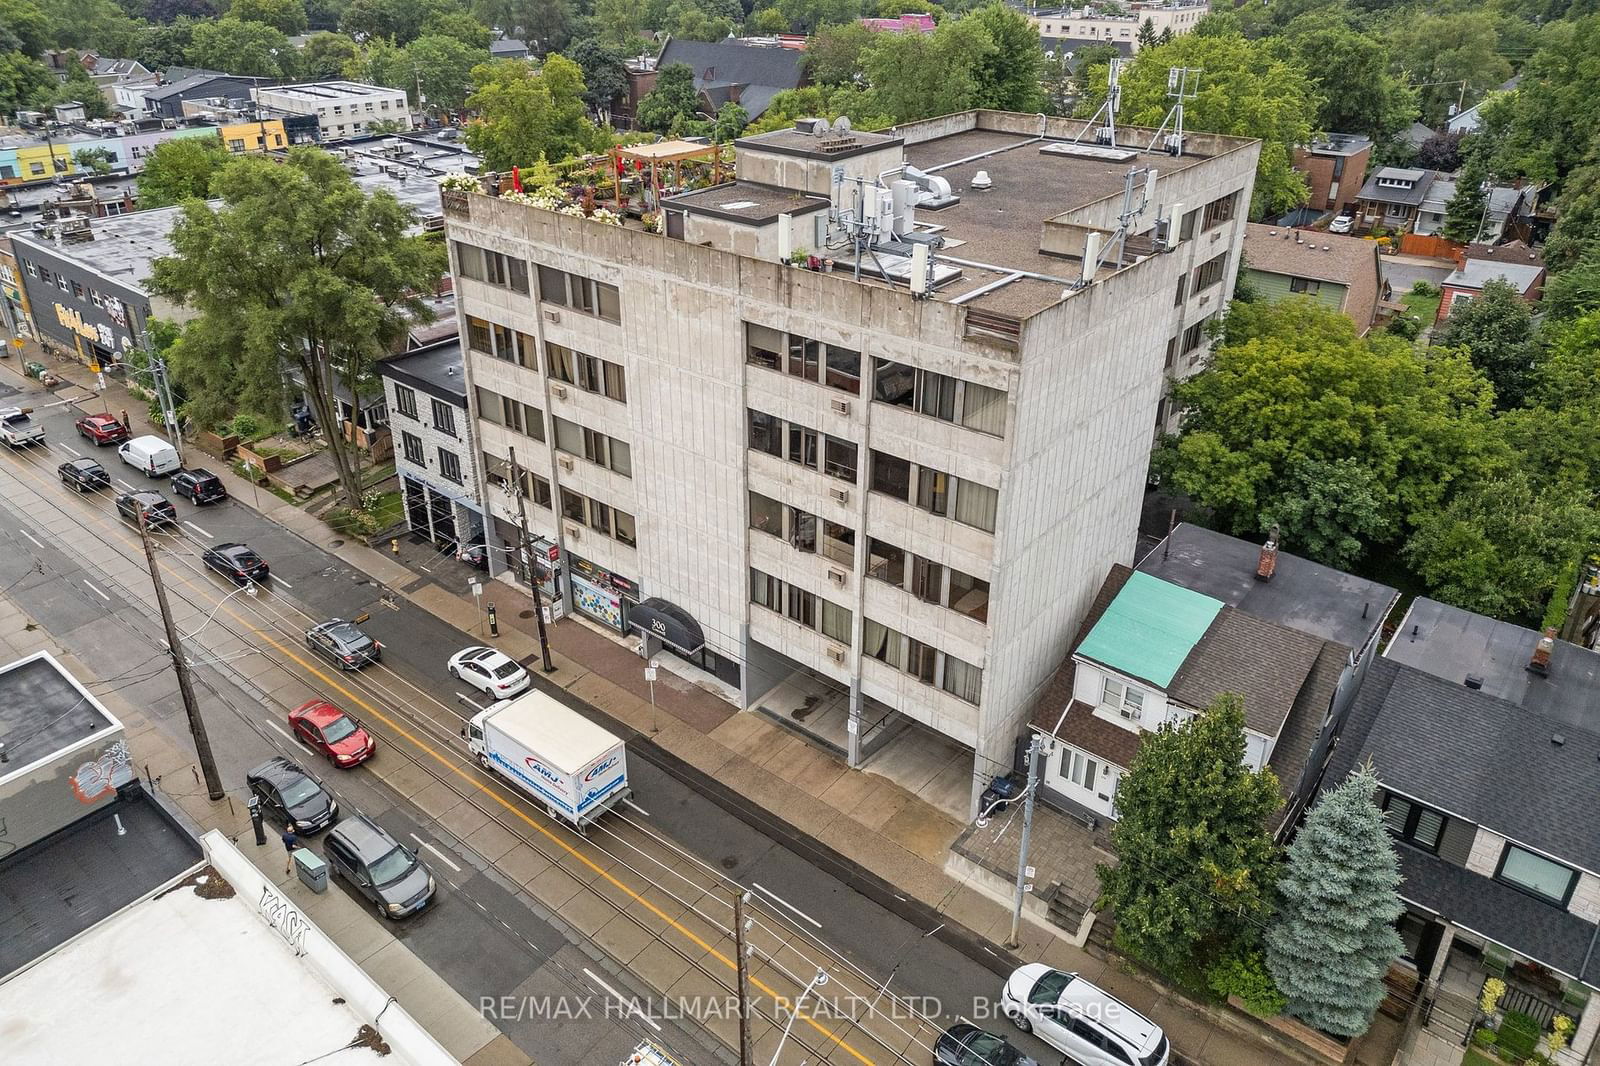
xmin=1006 ymin=735 xmax=1045 ymax=949
xmin=733 ymin=890 xmax=754 ymax=1066
xmin=139 ymin=515 xmax=224 ymax=800
xmin=506 ymin=446 xmax=555 ymax=673
xmin=148 ymin=353 xmax=184 ymax=466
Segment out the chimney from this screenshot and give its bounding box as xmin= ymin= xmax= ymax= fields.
xmin=1527 ymin=627 xmax=1557 ymax=676
xmin=1256 ymin=524 xmax=1280 ymax=582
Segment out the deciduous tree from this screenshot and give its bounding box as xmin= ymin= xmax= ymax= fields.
xmin=1433 ymin=277 xmax=1536 ymax=408
xmin=964 ymin=2 xmax=1043 ymax=112
xmin=861 ymin=15 xmax=992 ymax=122
xmin=185 ymin=19 xmax=296 ymax=78
xmin=406 ymin=33 xmax=490 ymax=109
xmin=463 ymin=55 xmax=599 ymax=170
xmin=805 ymin=21 xmax=874 ymax=86
xmin=0 ymin=51 xmax=53 ymax=119
xmin=1385 ymin=12 xmax=1510 ymax=127
xmin=471 ymin=0 xmax=571 ymax=53
xmin=634 ymin=60 xmax=701 ymax=132
xmin=227 ymin=0 xmax=309 ymax=36
xmin=1281 ymin=12 xmax=1415 ymax=144
xmin=299 ymin=30 xmax=359 ymax=79
xmin=564 ymin=37 xmax=626 ymax=119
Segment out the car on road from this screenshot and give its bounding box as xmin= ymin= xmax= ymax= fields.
xmin=934 ymin=1023 xmax=1037 ymax=1066
xmin=1000 ymin=965 xmax=1169 ymax=1066
xmin=306 ymin=618 xmax=383 ymax=670
xmin=324 ymin=814 xmax=435 ymax=919
xmin=447 ymin=645 xmax=530 ymax=698
xmin=202 ymin=542 xmax=270 ymax=585
xmin=58 ymin=457 xmax=110 ymax=492
xmin=75 ymin=413 xmax=130 ymax=446
xmin=1328 ymin=213 xmax=1355 ymax=234
xmin=246 ymin=755 xmax=339 ymax=833
xmin=171 ymin=467 xmax=227 ymax=504
xmin=115 ymin=490 xmax=177 ymax=530
xmin=0 ymin=407 xmax=44 ymax=448
xmin=290 ymin=699 xmax=376 ymax=767
xmin=117 ymin=434 xmax=180 ymax=477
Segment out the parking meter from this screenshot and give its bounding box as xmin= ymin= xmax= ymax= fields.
xmin=488 ymin=602 xmax=499 ymax=637
xmin=248 ymin=794 xmax=265 ymax=846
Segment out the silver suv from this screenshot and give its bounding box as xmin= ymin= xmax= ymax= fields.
xmin=1000 ymin=964 xmax=1169 ymax=1066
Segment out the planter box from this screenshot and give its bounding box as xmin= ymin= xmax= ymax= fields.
xmin=236 ymin=444 xmax=283 ymax=474
xmin=1229 ymin=998 xmax=1350 ymax=1064
xmin=198 ymin=431 xmax=240 ymax=458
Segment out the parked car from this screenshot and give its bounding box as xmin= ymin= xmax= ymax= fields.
xmin=0 ymin=407 xmax=44 ymax=448
xmin=75 ymin=413 xmax=130 ymax=446
xmin=1000 ymin=965 xmax=1169 ymax=1066
xmin=115 ymin=490 xmax=177 ymax=530
xmin=934 ymin=1023 xmax=1038 ymax=1066
xmin=290 ymin=699 xmax=376 ymax=767
xmin=171 ymin=467 xmax=227 ymax=504
xmin=306 ymin=618 xmax=383 ymax=670
xmin=447 ymin=645 xmax=530 ymax=698
xmin=324 ymin=814 xmax=435 ymax=919
xmin=58 ymin=457 xmax=110 ymax=492
xmin=202 ymin=542 xmax=269 ymax=585
xmin=118 ymin=434 xmax=181 ymax=477
xmin=246 ymin=755 xmax=339 ymax=833
xmin=1329 ymin=213 xmax=1355 ymax=234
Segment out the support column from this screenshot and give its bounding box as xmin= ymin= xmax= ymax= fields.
xmin=1426 ymin=923 xmax=1456 ymax=987
xmin=1561 ymin=992 xmax=1599 ymax=1066
xmin=846 ymin=677 xmax=862 ymax=768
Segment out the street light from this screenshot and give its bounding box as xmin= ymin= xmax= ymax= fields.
xmin=767 ymin=969 xmax=829 ymax=1066
xmin=178 ymin=580 xmax=258 ymax=641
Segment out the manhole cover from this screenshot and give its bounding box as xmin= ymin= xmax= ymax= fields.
xmin=720 ymin=856 xmax=738 ymax=870
xmin=518 ymin=610 xmax=534 ymax=619
xmin=329 ymin=539 xmax=344 ymax=548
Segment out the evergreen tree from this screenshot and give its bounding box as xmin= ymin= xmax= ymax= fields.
xmin=1137 ymin=17 xmax=1158 ymax=49
xmin=1265 ymin=767 xmax=1403 ymax=1038
xmin=1096 ymin=693 xmax=1283 ymax=977
xmin=1442 ymin=150 xmax=1488 ymax=243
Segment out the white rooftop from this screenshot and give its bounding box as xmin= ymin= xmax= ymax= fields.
xmin=0 ymin=865 xmax=432 ymax=1066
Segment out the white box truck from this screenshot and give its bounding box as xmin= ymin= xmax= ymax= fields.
xmin=462 ymin=689 xmax=629 ymax=831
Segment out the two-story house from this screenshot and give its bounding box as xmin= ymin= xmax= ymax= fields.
xmin=1327 ymin=597 xmax=1600 ymax=1062
xmin=1355 ymin=166 xmax=1436 ymax=234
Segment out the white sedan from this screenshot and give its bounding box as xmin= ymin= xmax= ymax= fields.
xmin=447 ymin=646 xmax=531 ymax=698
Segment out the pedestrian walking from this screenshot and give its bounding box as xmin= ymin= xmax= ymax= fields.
xmin=281 ymin=824 xmax=299 ymax=875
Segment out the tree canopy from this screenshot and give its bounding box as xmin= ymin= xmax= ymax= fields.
xmin=185 ymin=18 xmax=295 ymax=77
xmin=136 ymin=135 xmax=232 ymax=208
xmin=1433 ymin=278 xmax=1538 ymax=408
xmin=463 ymin=55 xmax=601 ymax=171
xmin=634 ymin=61 xmax=701 ymax=134
xmin=407 ymin=33 xmax=491 ymax=110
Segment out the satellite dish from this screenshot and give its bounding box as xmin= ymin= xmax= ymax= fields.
xmin=833 ymin=115 xmax=851 ymax=134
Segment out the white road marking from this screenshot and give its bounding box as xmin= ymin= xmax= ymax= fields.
xmin=19 ymin=529 xmax=44 ymax=550
xmin=59 ymin=442 xmax=80 ymax=456
xmin=622 ymin=797 xmax=650 ymax=818
xmin=271 ymin=574 xmax=293 ymax=589
xmin=83 ymin=579 xmax=110 ymax=602
xmin=751 ymin=881 xmax=822 ymax=929
xmin=183 ymin=520 xmax=213 ymax=538
xmin=409 ymin=833 xmax=463 ymax=873
xmin=582 ymin=968 xmax=661 ymax=1031
xmin=116 ymin=478 xmax=136 ymax=491
xmin=265 ymin=720 xmax=295 ymax=743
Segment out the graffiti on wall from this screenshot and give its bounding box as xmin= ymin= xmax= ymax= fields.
xmin=71 ymin=738 xmax=133 ymax=803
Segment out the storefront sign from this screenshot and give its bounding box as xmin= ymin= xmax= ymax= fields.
xmin=53 ymin=303 xmax=118 ymax=350
xmin=570 ymin=572 xmax=623 ymax=630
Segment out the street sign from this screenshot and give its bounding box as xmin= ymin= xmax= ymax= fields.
xmin=644 ymin=666 xmax=657 ymax=682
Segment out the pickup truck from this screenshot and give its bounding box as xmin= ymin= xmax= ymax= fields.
xmin=0 ymin=407 xmax=44 ymax=448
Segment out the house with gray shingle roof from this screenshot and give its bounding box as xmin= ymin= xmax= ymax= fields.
xmin=654 ymin=37 xmax=805 ymax=121
xmin=1356 ymin=166 xmax=1436 ymax=233
xmin=1241 ymin=223 xmax=1383 ymax=334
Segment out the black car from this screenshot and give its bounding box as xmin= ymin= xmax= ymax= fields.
xmin=115 ymin=490 xmax=177 ymax=529
xmin=246 ymin=755 xmax=339 ymax=833
xmin=324 ymin=814 xmax=435 ymax=919
xmin=934 ymin=1024 xmax=1038 ymax=1066
xmin=306 ymin=618 xmax=382 ymax=670
xmin=171 ymin=467 xmax=227 ymax=504
xmin=58 ymin=457 xmax=110 ymax=492
xmin=203 ymin=542 xmax=269 ymax=584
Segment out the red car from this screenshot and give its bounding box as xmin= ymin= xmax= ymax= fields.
xmin=76 ymin=413 xmax=130 ymax=446
xmin=289 ymin=699 xmax=376 ymax=767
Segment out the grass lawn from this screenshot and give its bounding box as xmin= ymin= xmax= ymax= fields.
xmin=1462 ymin=1049 xmax=1498 ymax=1066
xmin=368 ymin=489 xmax=403 ymax=528
xmin=1399 ymin=287 xmax=1443 ymax=343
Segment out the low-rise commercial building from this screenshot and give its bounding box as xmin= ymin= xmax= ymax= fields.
xmin=254 ymin=81 xmax=413 ymax=140
xmin=1030 ymin=0 xmax=1209 ymax=52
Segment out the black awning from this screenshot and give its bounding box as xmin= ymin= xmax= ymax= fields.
xmin=628 ymin=597 xmax=705 ymax=655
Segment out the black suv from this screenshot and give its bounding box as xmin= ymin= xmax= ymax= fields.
xmin=324 ymin=814 xmax=435 ymax=919
xmin=306 ymin=619 xmax=382 ymax=670
xmin=58 ymin=457 xmax=110 ymax=493
xmin=203 ymin=542 xmax=269 ymax=584
xmin=115 ymin=490 xmax=177 ymax=530
xmin=246 ymin=756 xmax=339 ymax=833
xmin=171 ymin=468 xmax=227 ymax=505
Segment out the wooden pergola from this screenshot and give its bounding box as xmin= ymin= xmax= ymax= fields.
xmin=610 ymin=140 xmax=725 ymax=212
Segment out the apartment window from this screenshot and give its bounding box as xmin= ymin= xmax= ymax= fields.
xmin=864 ymin=618 xmax=903 ymax=668
xmin=942 ymin=654 xmax=983 ymax=705
xmin=1202 ymin=192 xmax=1238 ymax=231
xmin=228 ymin=138 xmax=244 ymax=152
xmin=908 ymin=556 xmax=944 ymax=605
xmin=1192 ymin=252 xmax=1227 ymax=292
xmin=490 ymin=322 xmax=515 ymax=361
xmin=905 ymin=638 xmax=937 ymax=684
xmin=748 ymin=409 xmax=782 ymax=457
xmin=750 ymin=568 xmax=782 ymax=611
xmin=553 ymin=416 xmax=582 ymax=455
xmin=820 ymin=521 xmax=854 ymax=568
xmin=524 ymin=471 xmax=552 ymax=507
xmin=394 ymin=384 xmax=418 ymax=419
xmin=438 ymin=448 xmax=462 ymax=483
xmin=547 ymin=344 xmax=625 ymax=401
xmin=613 ymin=509 xmax=637 ymax=547
xmin=537 ymin=264 xmax=620 ymax=323
xmin=1067 ymin=750 xmax=1099 ymax=791
xmin=29 ymin=161 xmax=45 ymax=176
xmin=867 ymin=538 xmax=905 ymax=584
xmin=485 ymin=252 xmax=528 ymax=293
xmin=749 ymin=491 xmax=784 ymax=536
xmin=1289 ymin=277 xmax=1323 ymax=295
xmin=466 ymin=316 xmax=492 ymax=354
xmin=553 ymin=416 xmax=631 ymax=477
xmin=788 ymin=334 xmax=820 ymax=381
xmin=746 ymin=323 xmax=782 ymax=370
xmin=560 ymin=488 xmax=586 ymax=523
xmin=1180 ymin=317 xmax=1210 ymax=355
xmin=916 ymin=467 xmax=949 ymax=516
xmin=1381 ymin=794 xmax=1445 ymax=854
xmin=787 ymin=424 xmax=818 ymax=468
xmin=948 ymin=568 xmax=989 ymax=622
xmin=547 ymin=343 xmax=575 ymax=384
xmin=745 ymin=323 xmax=860 ymax=394
xmin=1101 ymin=677 xmax=1144 ymax=720
xmin=431 ymin=399 xmax=456 ymax=437
xmin=872 ymin=359 xmax=1007 ymax=437
xmin=870 ymin=451 xmax=911 ymax=500
xmin=823 ymin=437 xmax=857 ymax=482
xmin=481 ymin=450 xmax=511 ymax=490
xmin=953 ymin=478 xmax=998 ymax=532
xmin=825 ymin=345 xmax=861 ymax=393
xmin=790 ymin=510 xmax=816 ymax=552
xmin=1496 ymin=845 xmax=1578 ymax=906
xmin=821 ymin=601 xmax=852 ymax=644
xmin=537 ymin=265 xmax=567 ymax=305
xmin=786 ymin=585 xmax=817 ymax=628
xmin=589 ymin=499 xmax=612 ymax=536
xmin=400 ymin=431 xmax=424 ymax=465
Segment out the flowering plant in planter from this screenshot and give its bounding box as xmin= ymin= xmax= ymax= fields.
xmin=438 ymin=173 xmax=480 ymax=194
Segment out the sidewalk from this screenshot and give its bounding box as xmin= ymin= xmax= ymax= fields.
xmin=36 ymin=345 xmax=1397 ymax=1066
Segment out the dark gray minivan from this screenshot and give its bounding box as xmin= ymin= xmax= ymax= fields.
xmin=324 ymin=814 xmax=435 ymax=919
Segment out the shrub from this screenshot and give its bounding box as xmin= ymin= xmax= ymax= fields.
xmin=1208 ymin=951 xmax=1287 ymax=1018
xmin=1499 ymin=1010 xmax=1540 ymax=1061
xmin=1387 ymin=314 xmax=1422 ymax=340
xmin=1410 ymin=279 xmax=1440 ymax=296
xmin=1473 ymin=1028 xmax=1498 ymax=1049
xmin=230 ymin=413 xmax=263 ymax=440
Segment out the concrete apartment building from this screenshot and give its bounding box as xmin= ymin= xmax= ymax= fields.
xmin=253 ymin=81 xmax=412 ymax=140
xmin=444 ymin=109 xmax=1257 ymax=812
xmin=1030 ymin=0 xmax=1210 ymax=51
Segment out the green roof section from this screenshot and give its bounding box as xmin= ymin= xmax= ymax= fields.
xmin=1076 ymin=571 xmax=1224 ymax=687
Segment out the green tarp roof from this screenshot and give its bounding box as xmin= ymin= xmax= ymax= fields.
xmin=1075 ymin=570 xmax=1223 ymax=687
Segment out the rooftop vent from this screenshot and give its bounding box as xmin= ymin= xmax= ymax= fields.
xmin=1553 ymin=734 xmax=1565 ymax=746
xmin=793 ymin=117 xmax=826 ymax=135
xmin=1527 ymin=627 xmax=1557 ymax=676
xmin=1464 ymin=675 xmax=1484 ymax=690
xmin=971 ymin=170 xmax=992 ymax=191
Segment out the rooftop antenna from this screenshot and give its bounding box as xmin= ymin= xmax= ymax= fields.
xmin=1069 ymin=164 xmax=1157 ymax=292
xmin=1146 ymin=66 xmax=1200 ymax=156
xmin=1074 ymin=57 xmax=1123 ymax=149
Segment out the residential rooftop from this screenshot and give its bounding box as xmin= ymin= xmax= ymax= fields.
xmin=378 ymin=338 xmax=465 ymax=402
xmin=1442 ymin=257 xmax=1544 ymax=293
xmin=1305 ymin=132 xmax=1372 ymax=156
xmin=0 ymin=651 xmax=118 ymax=781
xmin=1074 ymin=569 xmax=1222 ymax=688
xmin=1136 ymin=522 xmax=1398 ymax=652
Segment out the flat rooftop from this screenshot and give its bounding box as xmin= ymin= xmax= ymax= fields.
xmin=1137 ymin=523 xmax=1397 ymax=651
xmin=10 ymin=202 xmax=188 ymax=289
xmin=1388 ymin=597 xmax=1600 ymax=732
xmin=668 ymin=178 xmax=828 ymax=222
xmin=0 ymin=652 xmax=117 ymax=777
xmin=2 ymin=855 xmax=431 ymax=1064
xmin=379 ymin=338 xmax=464 ymax=401
xmin=262 ymin=80 xmax=402 ymax=102
xmin=0 ymin=792 xmax=201 ymax=974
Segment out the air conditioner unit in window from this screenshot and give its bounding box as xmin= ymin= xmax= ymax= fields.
xmin=828 ymin=569 xmax=846 ymax=587
xmin=557 ymin=454 xmax=575 ymax=472
xmin=543 ymin=309 xmax=561 ymax=323
xmin=825 ymin=645 xmax=847 ymax=665
xmin=550 ymin=384 xmax=568 ymax=400
xmin=830 ymin=398 xmax=850 ymax=416
xmin=829 ymin=487 xmax=850 ymax=505
xmin=563 ymin=522 xmax=582 ymax=540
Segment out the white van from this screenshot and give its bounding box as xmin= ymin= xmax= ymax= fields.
xmin=118 ymin=435 xmax=181 ymax=477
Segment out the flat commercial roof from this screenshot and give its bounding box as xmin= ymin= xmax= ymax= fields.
xmin=0 ymin=792 xmax=201 ymax=974
xmin=1 ymin=859 xmax=432 ymax=1064
xmin=379 ymin=338 xmax=464 ymax=403
xmin=1075 ymin=570 xmax=1223 ymax=688
xmin=0 ymin=652 xmax=117 ymax=778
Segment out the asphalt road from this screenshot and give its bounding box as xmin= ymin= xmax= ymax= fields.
xmin=0 ymin=372 xmax=1067 ymax=1066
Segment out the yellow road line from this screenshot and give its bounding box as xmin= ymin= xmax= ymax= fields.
xmin=0 ymin=452 xmax=878 ymax=1066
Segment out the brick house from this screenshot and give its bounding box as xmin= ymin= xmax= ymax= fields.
xmin=1436 ymin=258 xmax=1545 ymax=324
xmin=1293 ymin=133 xmax=1372 ymax=217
